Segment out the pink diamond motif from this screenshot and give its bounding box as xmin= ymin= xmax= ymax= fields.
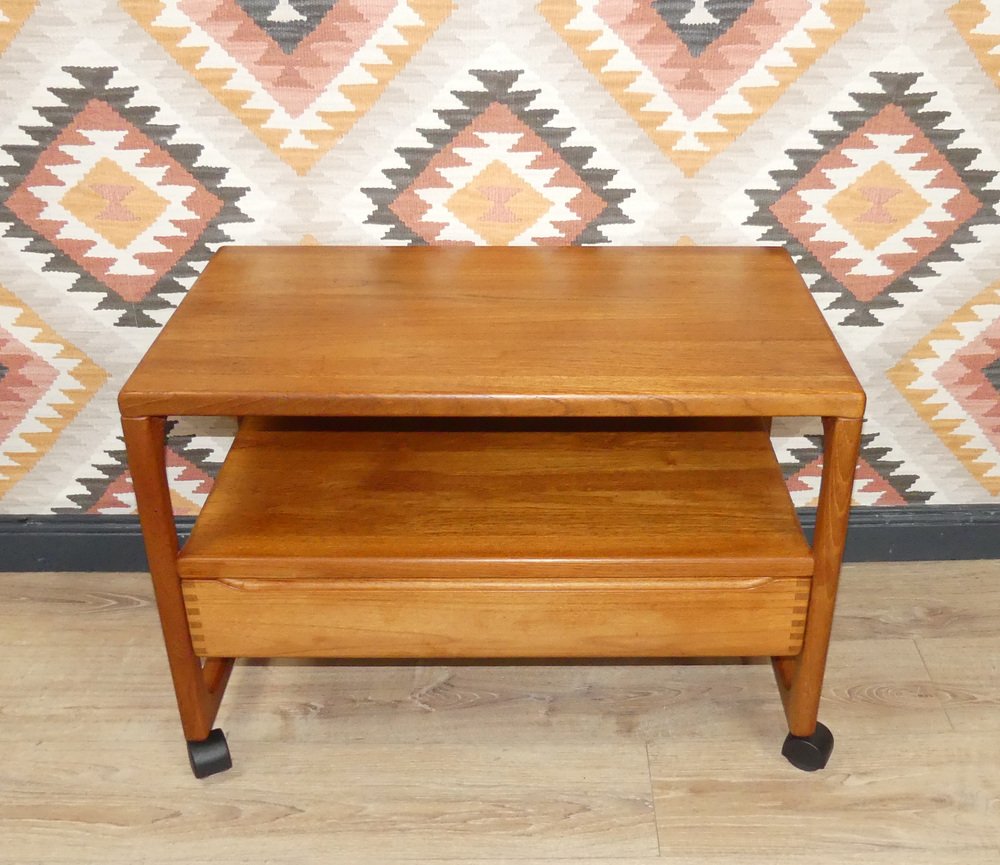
xmin=595 ymin=0 xmax=808 ymax=120
xmin=540 ymin=0 xmax=865 ymax=174
xmin=179 ymin=0 xmax=396 ymax=119
xmin=0 ymin=326 xmax=58 ymax=446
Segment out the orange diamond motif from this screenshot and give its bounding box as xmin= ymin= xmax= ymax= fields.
xmin=447 ymin=161 xmax=555 ymax=245
xmin=60 ymin=158 xmax=170 ymax=250
xmin=826 ymin=161 xmax=931 ymax=251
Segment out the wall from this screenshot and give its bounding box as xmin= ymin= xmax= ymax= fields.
xmin=1 ymin=0 xmax=998 ymax=518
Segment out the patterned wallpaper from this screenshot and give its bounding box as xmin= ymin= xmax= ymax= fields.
xmin=0 ymin=0 xmax=998 ymax=515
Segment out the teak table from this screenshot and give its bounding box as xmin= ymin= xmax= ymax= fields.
xmin=119 ymin=246 xmax=865 ymax=778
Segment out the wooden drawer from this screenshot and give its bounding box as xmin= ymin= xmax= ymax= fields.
xmin=182 ymin=576 xmax=811 ymax=659
xmin=179 ymin=417 xmax=814 ymax=660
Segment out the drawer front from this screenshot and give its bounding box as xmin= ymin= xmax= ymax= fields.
xmin=182 ymin=577 xmax=811 ymax=659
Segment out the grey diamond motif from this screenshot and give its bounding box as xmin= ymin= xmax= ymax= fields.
xmin=235 ymin=0 xmax=338 ymax=54
xmin=984 ymin=356 xmax=1000 ymax=394
xmin=652 ymin=0 xmax=754 ymax=57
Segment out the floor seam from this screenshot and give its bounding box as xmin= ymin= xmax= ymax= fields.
xmin=913 ymin=637 xmax=957 ymax=732
xmin=645 ymin=741 xmax=663 ymax=858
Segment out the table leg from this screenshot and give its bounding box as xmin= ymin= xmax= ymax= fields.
xmin=121 ymin=416 xmax=234 ymax=744
xmin=773 ymin=415 xmax=862 ymax=738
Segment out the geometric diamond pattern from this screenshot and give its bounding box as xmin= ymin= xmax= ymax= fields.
xmin=364 ymin=68 xmax=634 ymax=245
xmin=890 ymin=281 xmax=1000 ymax=495
xmin=539 ymin=0 xmax=866 ymax=176
xmin=780 ymin=429 xmax=935 ymax=506
xmin=0 ymin=65 xmax=251 ymax=326
xmin=1 ymin=2 xmax=999 ymax=514
xmin=58 ymin=421 xmax=221 ymax=515
xmin=746 ymin=71 xmax=1000 ymax=327
xmin=122 ymin=0 xmax=455 ymax=175
xmin=0 ymin=283 xmax=106 ymax=499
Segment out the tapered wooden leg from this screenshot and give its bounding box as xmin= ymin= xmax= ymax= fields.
xmin=773 ymin=416 xmax=862 ymax=737
xmin=122 ymin=416 xmax=234 ymax=742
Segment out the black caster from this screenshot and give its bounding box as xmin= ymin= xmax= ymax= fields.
xmin=187 ymin=728 xmax=232 ymax=778
xmin=781 ymin=721 xmax=834 ymax=772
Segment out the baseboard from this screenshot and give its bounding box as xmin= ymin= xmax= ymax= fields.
xmin=0 ymin=514 xmax=189 ymax=572
xmin=2 ymin=506 xmax=999 ymax=572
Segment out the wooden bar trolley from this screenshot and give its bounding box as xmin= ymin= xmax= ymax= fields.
xmin=119 ymin=246 xmax=865 ymax=778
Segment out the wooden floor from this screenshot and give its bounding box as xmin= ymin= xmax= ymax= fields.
xmin=2 ymin=561 xmax=999 ymax=864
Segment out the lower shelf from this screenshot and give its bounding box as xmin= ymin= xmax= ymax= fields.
xmin=182 ymin=575 xmax=810 ymax=659
xmin=178 ymin=417 xmax=813 ymax=580
xmin=178 ymin=417 xmax=814 ymax=660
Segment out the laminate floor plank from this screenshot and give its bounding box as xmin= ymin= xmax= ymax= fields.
xmin=221 ymin=657 xmax=784 ymax=746
xmin=647 ymin=731 xmax=1000 ymax=857
xmin=814 ymin=639 xmax=953 ymax=734
xmin=215 ymin=638 xmax=952 ymax=745
xmin=1 ymin=742 xmax=657 ymax=863
xmin=916 ymin=635 xmax=1000 ymax=732
xmin=2 ymin=561 xmax=1000 ymax=863
xmin=833 ymin=560 xmax=1000 ymax=640
xmin=0 ymin=572 xmax=157 ymax=646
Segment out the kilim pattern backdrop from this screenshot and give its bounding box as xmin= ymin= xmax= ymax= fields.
xmin=0 ymin=0 xmax=999 ymax=514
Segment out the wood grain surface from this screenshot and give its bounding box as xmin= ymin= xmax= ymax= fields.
xmin=178 ymin=418 xmax=812 ymax=579
xmin=122 ymin=415 xmax=232 ymax=741
xmin=118 ymin=246 xmax=865 ymax=418
xmin=773 ymin=416 xmax=861 ymax=735
xmin=2 ymin=561 xmax=998 ymax=863
xmin=180 ymin=575 xmax=811 ymax=659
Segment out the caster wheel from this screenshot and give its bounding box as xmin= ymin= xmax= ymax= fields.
xmin=187 ymin=728 xmax=232 ymax=779
xmin=782 ymin=721 xmax=834 ymax=772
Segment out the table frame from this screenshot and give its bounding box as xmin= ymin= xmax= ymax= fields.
xmin=123 ymin=413 xmax=862 ymax=746
xmin=122 ymin=243 xmax=864 ymax=774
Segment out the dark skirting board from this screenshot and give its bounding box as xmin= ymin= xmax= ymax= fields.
xmin=1 ymin=506 xmax=999 ymax=571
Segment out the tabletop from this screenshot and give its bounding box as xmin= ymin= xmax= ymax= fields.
xmin=118 ymin=246 xmax=865 ymax=419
